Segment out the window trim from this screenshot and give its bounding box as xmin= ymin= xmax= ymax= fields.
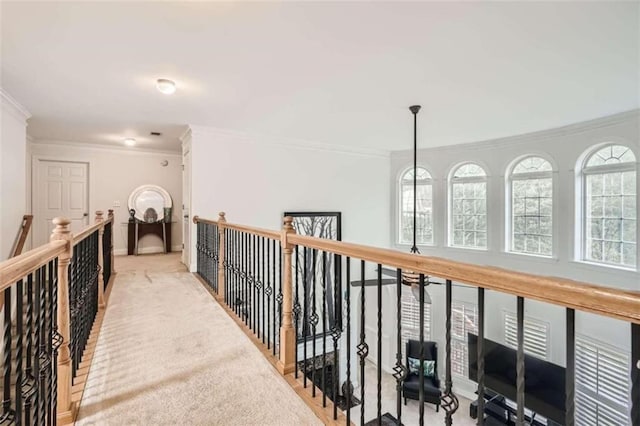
xmin=448 ymin=161 xmax=489 ymax=249
xmin=505 ymin=154 xmax=555 ymax=258
xmin=578 ymin=143 xmax=637 ymax=269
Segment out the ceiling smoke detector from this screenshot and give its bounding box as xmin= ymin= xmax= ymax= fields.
xmin=156 ymin=78 xmax=176 ymax=95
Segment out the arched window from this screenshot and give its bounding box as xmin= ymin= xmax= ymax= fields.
xmin=582 ymin=144 xmax=636 ymax=267
xmin=399 ymin=167 xmax=433 ymax=245
xmin=509 ymin=156 xmax=553 ymax=256
xmin=450 ymin=163 xmax=487 ymax=248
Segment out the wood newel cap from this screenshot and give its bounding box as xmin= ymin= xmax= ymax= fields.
xmin=50 ymin=218 xmax=73 ymax=254
xmin=108 ymin=209 xmax=114 ymax=217
xmin=218 ymin=212 xmax=226 ymax=222
xmin=192 ymin=215 xmax=199 ymax=224
xmin=283 ymin=216 xmax=295 ymax=233
xmin=95 ymin=210 xmax=104 ymax=222
xmin=282 ymin=216 xmax=295 ymax=248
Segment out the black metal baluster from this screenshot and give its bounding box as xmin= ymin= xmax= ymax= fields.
xmin=303 ymin=247 xmax=308 ymax=388
xmin=322 ymin=251 xmax=327 ymax=408
xmin=262 ymin=237 xmax=266 ymax=345
xmin=15 ymin=278 xmax=24 ymax=426
xmin=256 ymin=236 xmax=262 ymax=340
xmin=2 ymin=282 xmax=13 ymax=424
xmin=25 ymin=273 xmax=34 ymax=425
xmin=46 ymin=260 xmax=55 ymax=426
xmin=516 ymin=296 xmax=525 ymax=424
xmin=359 ymin=260 xmax=367 ymax=426
xmin=39 ymin=261 xmax=49 ymax=425
xmin=266 ymin=239 xmax=271 ymax=350
xmin=52 ymin=258 xmax=61 ymax=423
xmin=477 ymin=288 xmax=485 ymax=426
xmin=565 ymin=308 xmax=575 ymax=426
xmin=393 ymin=268 xmax=405 ymax=425
xmin=33 ymin=266 xmax=42 ymax=425
xmin=418 ymin=274 xmax=425 ymax=426
xmin=632 ymin=323 xmax=639 ymax=426
xmin=377 ymin=264 xmax=382 ymax=425
xmin=277 ymin=244 xmax=283 ymax=355
xmin=345 ymin=257 xmax=351 ymax=426
xmin=331 ymin=254 xmax=341 ymax=421
xmin=442 ymin=279 xmax=459 ymax=426
xmin=252 ymin=234 xmax=256 ymax=333
xmin=294 ymin=245 xmax=300 ymax=379
xmin=272 ymin=239 xmax=277 ymax=356
xmin=311 ymin=249 xmax=318 ymax=398
xmin=243 ymin=232 xmax=248 ymax=324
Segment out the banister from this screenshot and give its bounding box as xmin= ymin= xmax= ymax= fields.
xmin=0 ymin=240 xmax=66 ymax=291
xmin=194 ymin=214 xmax=640 ymax=325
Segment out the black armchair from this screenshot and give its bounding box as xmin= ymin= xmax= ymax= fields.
xmin=402 ymin=340 xmax=442 ymax=411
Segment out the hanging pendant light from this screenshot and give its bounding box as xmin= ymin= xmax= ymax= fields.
xmin=402 ymin=105 xmax=432 ymax=304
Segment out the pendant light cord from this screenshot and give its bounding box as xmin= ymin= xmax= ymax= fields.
xmin=409 ymin=105 xmax=421 ymax=254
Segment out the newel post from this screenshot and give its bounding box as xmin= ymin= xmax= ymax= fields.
xmin=95 ymin=211 xmax=106 ymax=309
xmin=51 ymin=217 xmax=76 ymax=423
xmin=277 ymin=216 xmax=296 ymax=375
xmin=108 ymin=209 xmax=115 ymax=274
xmin=217 ymin=212 xmax=227 ymax=301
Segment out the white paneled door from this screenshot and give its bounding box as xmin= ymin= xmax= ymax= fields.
xmin=35 ymin=160 xmax=89 ymax=246
xmin=182 ymin=148 xmax=191 ymax=267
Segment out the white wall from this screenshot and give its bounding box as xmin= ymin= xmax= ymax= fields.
xmin=29 ymin=142 xmax=183 ymax=255
xmin=189 ymin=126 xmax=391 ymax=270
xmin=388 ymin=110 xmax=639 ymax=397
xmin=0 ymin=90 xmax=29 ymax=260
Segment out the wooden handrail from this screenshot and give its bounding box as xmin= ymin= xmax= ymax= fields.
xmin=0 ymin=240 xmax=67 ymax=292
xmin=194 ymin=214 xmax=640 ymax=325
xmin=194 ymin=216 xmax=280 ymax=240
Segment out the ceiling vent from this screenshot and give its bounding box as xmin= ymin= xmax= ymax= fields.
xmin=150 ymin=132 xmax=162 ymax=136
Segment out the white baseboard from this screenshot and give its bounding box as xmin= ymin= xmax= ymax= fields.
xmin=114 ymin=245 xmax=182 ymax=256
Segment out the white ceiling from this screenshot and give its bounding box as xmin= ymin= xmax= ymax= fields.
xmin=1 ymin=1 xmax=638 ymax=153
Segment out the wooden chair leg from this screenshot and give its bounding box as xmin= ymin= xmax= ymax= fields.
xmin=436 ymin=403 xmax=439 ymax=412
xmin=404 ymin=398 xmax=407 ymax=406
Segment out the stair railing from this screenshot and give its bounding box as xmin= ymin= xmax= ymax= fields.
xmin=0 ymin=210 xmax=115 ymax=425
xmin=194 ymin=212 xmax=640 ymax=426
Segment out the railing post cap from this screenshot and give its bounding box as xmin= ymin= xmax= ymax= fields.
xmin=52 ymin=217 xmax=71 ymax=228
xmin=218 ymin=212 xmax=226 ymax=222
xmin=108 ymin=209 xmax=114 ymax=216
xmin=192 ymin=215 xmax=199 ymax=224
xmin=283 ymin=216 xmax=294 ymax=229
xmin=95 ymin=210 xmax=104 ymax=221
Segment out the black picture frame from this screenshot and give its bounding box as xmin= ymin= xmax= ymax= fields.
xmin=284 ymin=212 xmax=342 ymax=341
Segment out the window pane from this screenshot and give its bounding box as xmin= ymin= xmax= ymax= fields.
xmin=453 ymin=163 xmax=486 ymax=178
xmin=400 ymin=167 xmax=433 ymax=245
xmin=451 ymin=180 xmax=487 ymax=248
xmin=513 ymin=156 xmax=552 ymax=174
xmin=510 ymin=176 xmax=553 ymax=256
xmin=586 ymin=144 xmax=636 ymax=167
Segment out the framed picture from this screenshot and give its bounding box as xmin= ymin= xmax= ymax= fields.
xmin=284 ymin=212 xmax=342 ymax=340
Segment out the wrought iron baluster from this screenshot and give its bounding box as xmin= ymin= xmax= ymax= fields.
xmin=25 ymin=273 xmax=34 ymax=425
xmin=39 ymin=261 xmax=49 ymax=425
xmin=262 ymin=237 xmax=266 ymax=345
xmin=252 ymin=234 xmax=256 ymax=333
xmin=393 ymin=268 xmax=405 ymax=425
xmin=52 ymin=258 xmax=60 ymax=423
xmin=277 ymin=244 xmax=282 ymax=354
xmin=516 ymin=296 xmax=525 ymax=425
xmin=331 ymin=253 xmax=341 ymax=421
xmin=418 ymin=274 xmax=425 ymax=426
xmin=311 ymin=249 xmax=318 ymax=398
xmin=33 ymin=266 xmax=42 ymax=425
xmin=266 ymin=239 xmax=271 ymax=350
xmin=565 ymin=308 xmax=575 ymax=426
xmin=303 ymin=247 xmax=308 ymax=388
xmin=272 ymin=239 xmax=277 ymax=356
xmin=442 ymin=279 xmax=459 ymax=425
xmin=46 ymin=260 xmax=55 ymax=426
xmin=15 ymin=278 xmax=24 ymax=426
xmin=477 ymin=288 xmax=485 ymax=426
xmin=345 ymin=257 xmax=351 ymax=426
xmin=2 ymin=282 xmax=12 ymax=423
xmin=358 ymin=259 xmax=367 ymax=426
xmin=256 ymin=236 xmax=262 ymax=340
xmin=632 ymin=323 xmax=639 ymax=426
xmin=322 ymin=251 xmax=327 ymax=408
xmin=376 ymin=264 xmax=382 ymax=425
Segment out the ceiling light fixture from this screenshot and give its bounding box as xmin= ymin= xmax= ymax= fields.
xmin=156 ymin=78 xmax=176 ymax=95
xmin=124 ymin=138 xmax=136 ymax=146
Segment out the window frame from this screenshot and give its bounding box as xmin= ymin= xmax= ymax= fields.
xmin=578 ymin=143 xmax=637 ymax=269
xmin=397 ymin=165 xmax=434 ymax=247
xmin=448 ymin=162 xmax=489 ymax=249
xmin=400 ymin=286 xmax=431 ymax=357
xmin=506 ymin=155 xmax=555 ymax=258
xmin=451 ymin=300 xmax=478 ymax=378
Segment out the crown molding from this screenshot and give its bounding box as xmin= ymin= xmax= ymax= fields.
xmin=30 ymin=138 xmax=182 ymax=157
xmin=189 ymin=124 xmax=390 ymax=159
xmin=0 ymin=88 xmax=31 ymax=122
xmin=391 ymin=109 xmax=640 ymax=159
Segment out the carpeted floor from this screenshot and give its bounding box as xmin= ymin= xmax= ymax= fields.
xmin=75 ymin=253 xmax=322 ymax=426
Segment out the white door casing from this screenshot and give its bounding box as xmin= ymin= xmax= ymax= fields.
xmin=182 ymin=148 xmax=191 ymax=267
xmin=34 ymin=160 xmax=89 ymax=245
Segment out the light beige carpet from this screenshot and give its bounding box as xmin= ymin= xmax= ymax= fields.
xmin=76 ymin=253 xmax=322 ymax=426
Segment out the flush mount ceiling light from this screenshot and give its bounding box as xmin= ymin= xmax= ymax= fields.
xmin=156 ymin=78 xmax=176 ymax=95
xmin=124 ymin=138 xmax=136 ymax=146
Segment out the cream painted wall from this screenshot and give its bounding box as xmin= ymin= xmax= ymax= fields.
xmin=29 ymin=142 xmax=183 ymax=255
xmin=0 ymin=91 xmax=29 ymax=260
xmin=189 ymin=126 xmax=391 ymax=272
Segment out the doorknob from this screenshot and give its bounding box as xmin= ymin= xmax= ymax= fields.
xmin=183 ymin=215 xmax=189 ymax=218
xmin=83 ymin=213 xmax=88 ymax=217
